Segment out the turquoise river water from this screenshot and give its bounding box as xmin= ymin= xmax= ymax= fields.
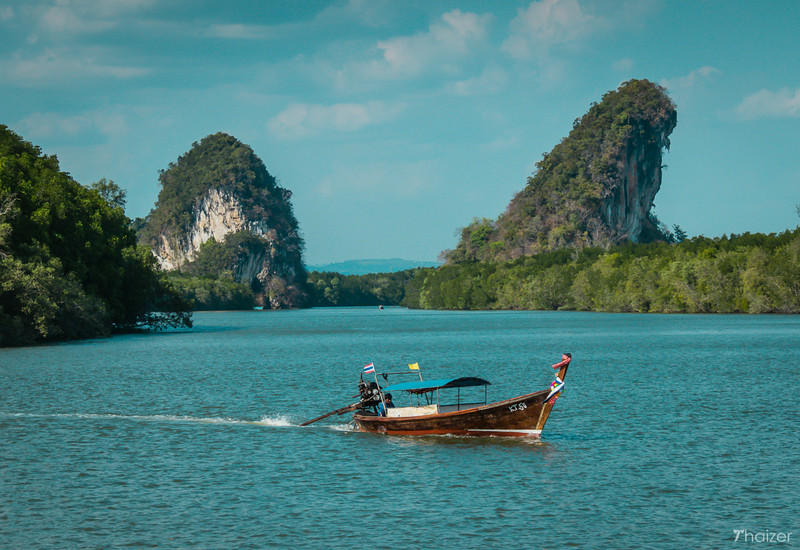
xmin=1 ymin=308 xmax=798 ymax=549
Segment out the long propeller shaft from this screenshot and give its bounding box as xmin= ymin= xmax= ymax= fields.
xmin=299 ymin=402 xmax=361 ymax=426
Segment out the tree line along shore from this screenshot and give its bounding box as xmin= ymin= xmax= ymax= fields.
xmin=306 ymin=229 xmax=800 ymax=314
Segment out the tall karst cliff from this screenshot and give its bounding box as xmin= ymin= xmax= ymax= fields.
xmin=446 ymin=79 xmax=677 ymax=264
xmin=138 ymin=132 xmax=308 ymax=308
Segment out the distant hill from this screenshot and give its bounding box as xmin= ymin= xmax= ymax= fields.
xmin=307 ymin=258 xmax=440 ymax=275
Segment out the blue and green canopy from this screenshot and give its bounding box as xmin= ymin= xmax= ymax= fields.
xmin=382 ymin=377 xmax=491 ymax=394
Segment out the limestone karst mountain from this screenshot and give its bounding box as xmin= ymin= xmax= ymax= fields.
xmin=137 ymin=132 xmax=308 ymax=308
xmin=446 ymin=79 xmax=678 ymax=264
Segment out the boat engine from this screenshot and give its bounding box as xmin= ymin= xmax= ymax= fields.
xmin=357 ymin=381 xmax=382 ymax=408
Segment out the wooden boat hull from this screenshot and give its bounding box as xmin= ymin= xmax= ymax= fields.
xmin=352 ymin=387 xmax=560 ymax=438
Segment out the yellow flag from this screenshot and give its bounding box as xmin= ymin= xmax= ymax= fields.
xmin=408 ymin=362 xmax=419 ymax=370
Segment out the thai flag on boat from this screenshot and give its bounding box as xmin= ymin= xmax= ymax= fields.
xmin=363 ymin=363 xmax=375 ymax=374
xmin=545 ymin=376 xmax=564 ymax=404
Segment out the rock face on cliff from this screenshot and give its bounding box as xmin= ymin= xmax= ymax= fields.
xmin=446 ymin=79 xmax=677 ymax=264
xmin=138 ymin=133 xmax=307 ymax=308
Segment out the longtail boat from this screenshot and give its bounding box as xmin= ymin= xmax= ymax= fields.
xmin=300 ymin=353 xmax=571 ymax=438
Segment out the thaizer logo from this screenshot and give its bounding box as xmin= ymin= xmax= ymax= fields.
xmin=733 ymin=529 xmax=792 ymax=543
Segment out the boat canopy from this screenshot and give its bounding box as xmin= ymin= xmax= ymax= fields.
xmin=382 ymin=377 xmax=491 ymax=394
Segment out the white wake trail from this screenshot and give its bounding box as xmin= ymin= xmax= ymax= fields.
xmin=1 ymin=411 xmax=302 ymax=427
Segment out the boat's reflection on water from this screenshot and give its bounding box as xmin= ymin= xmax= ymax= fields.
xmin=378 ymin=431 xmax=557 ymax=450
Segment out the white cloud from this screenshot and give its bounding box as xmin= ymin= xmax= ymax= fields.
xmin=314 ymin=160 xmax=438 ymax=199
xmin=18 ymin=110 xmax=128 ymax=139
xmin=502 ymin=0 xmax=599 ymax=60
xmin=40 ymin=5 xmax=115 ymax=34
xmin=3 ymin=49 xmax=150 ymax=84
xmin=267 ymin=101 xmax=404 ymax=140
xmin=660 ymin=66 xmax=720 ymax=92
xmin=328 ymin=9 xmax=492 ymax=94
xmin=0 ymin=5 xmax=14 ymax=22
xmin=735 ymin=88 xmax=800 ymax=120
xmin=369 ymin=9 xmax=491 ymax=79
xmin=613 ymin=58 xmax=634 ymax=72
xmin=206 ymin=1 xmax=396 ymax=42
xmin=481 ymin=135 xmax=519 ymax=152
xmin=37 ymin=0 xmax=155 ymax=35
xmin=92 ymin=0 xmax=156 ymax=18
xmin=205 ymin=24 xmax=273 ymax=40
xmin=452 ymin=65 xmax=509 ymax=96
xmin=318 ymin=0 xmax=397 ymax=28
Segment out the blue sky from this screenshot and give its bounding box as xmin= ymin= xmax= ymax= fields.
xmin=1 ymin=0 xmax=798 ymax=265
